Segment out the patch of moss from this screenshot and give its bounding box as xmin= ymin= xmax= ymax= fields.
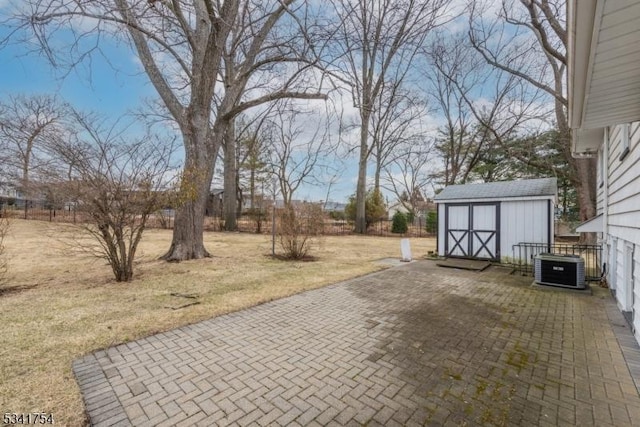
xmin=506 ymin=343 xmax=530 ymax=373
xmin=464 ymin=404 xmax=474 ymax=416
xmin=443 ymin=366 xmax=463 ymax=381
xmin=475 ymin=380 xmax=489 ymax=396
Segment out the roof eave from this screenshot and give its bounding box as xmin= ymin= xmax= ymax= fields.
xmin=568 ymin=0 xmax=605 ymax=156
xmin=568 ymin=0 xmax=599 ymax=131
xmin=434 ymin=194 xmax=556 ymax=203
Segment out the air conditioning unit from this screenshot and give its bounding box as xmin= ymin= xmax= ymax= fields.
xmin=534 ymin=253 xmax=586 ymax=289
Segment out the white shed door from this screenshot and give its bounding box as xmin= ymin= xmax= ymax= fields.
xmin=471 ymin=204 xmax=498 ymax=260
xmin=446 ymin=203 xmax=499 ymax=261
xmin=446 ymin=205 xmax=470 ymax=257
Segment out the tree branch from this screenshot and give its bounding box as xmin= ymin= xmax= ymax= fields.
xmin=223 ymin=92 xmax=327 ymax=120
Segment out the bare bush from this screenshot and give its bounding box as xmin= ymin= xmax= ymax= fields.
xmin=277 ymin=203 xmax=325 ymax=260
xmin=53 ymin=115 xmax=177 ymax=282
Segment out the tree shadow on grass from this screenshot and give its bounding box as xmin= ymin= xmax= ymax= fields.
xmin=265 ymin=253 xmax=319 ymax=262
xmin=0 ymin=283 xmax=38 ymax=297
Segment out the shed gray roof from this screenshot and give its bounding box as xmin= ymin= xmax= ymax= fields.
xmin=434 ymin=178 xmax=557 ymax=201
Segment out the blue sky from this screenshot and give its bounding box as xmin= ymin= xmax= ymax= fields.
xmin=1 ymin=32 xmax=154 ymax=115
xmin=0 ymin=32 xmax=367 ymax=203
xmin=0 ymin=2 xmax=550 ymax=206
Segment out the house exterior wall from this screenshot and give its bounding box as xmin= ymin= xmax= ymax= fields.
xmin=600 ymin=121 xmax=640 ymax=341
xmin=597 ymin=145 xmax=605 ymax=216
xmin=607 ymin=123 xmax=640 ymax=244
xmin=635 ymin=254 xmax=640 ymax=339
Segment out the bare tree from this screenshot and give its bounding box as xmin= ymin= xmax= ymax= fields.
xmin=426 ymin=41 xmax=479 ymax=185
xmin=264 ymin=104 xmax=334 ymax=207
xmin=222 ymin=108 xmax=275 ymax=230
xmin=370 ymin=81 xmax=429 ymax=191
xmin=0 ymin=94 xmax=70 ymax=216
xmin=10 ymin=0 xmax=328 ymax=260
xmin=235 ymin=113 xmax=273 ymax=211
xmin=52 ymin=113 xmax=177 ymax=282
xmin=214 ymin=1 xmax=332 ymax=231
xmin=428 ymin=30 xmax=551 ymax=185
xmin=325 ymin=0 xmax=451 ymax=233
xmin=383 ymin=145 xmax=435 ymax=216
xmin=467 ymin=0 xmax=597 ymax=225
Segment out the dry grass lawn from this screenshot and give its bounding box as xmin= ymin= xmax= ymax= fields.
xmin=0 ymin=219 xmax=435 ymax=426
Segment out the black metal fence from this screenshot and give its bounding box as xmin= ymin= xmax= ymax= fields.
xmin=511 ymin=242 xmax=603 ymax=282
xmin=2 ymin=203 xmax=438 ymax=238
xmin=201 ymin=216 xmax=436 ymax=237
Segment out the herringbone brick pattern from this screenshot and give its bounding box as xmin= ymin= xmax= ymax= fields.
xmin=74 ymin=261 xmax=640 ymax=426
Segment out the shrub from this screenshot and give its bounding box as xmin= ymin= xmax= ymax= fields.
xmin=277 ymin=203 xmax=324 ymax=259
xmin=345 ymin=188 xmax=387 ymax=229
xmin=246 ymin=207 xmax=267 ymax=233
xmin=426 ymin=210 xmax=438 ymax=234
xmin=328 ymin=210 xmax=346 ymax=221
xmin=405 ymin=211 xmax=415 ymax=224
xmin=55 ymin=137 xmax=174 ymax=282
xmin=391 ymin=211 xmax=408 ymax=234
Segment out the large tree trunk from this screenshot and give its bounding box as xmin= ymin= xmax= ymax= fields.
xmin=355 ymin=114 xmax=370 ymax=234
xmin=223 ymin=120 xmax=238 ymax=231
xmin=161 ymin=118 xmax=220 ymax=261
xmin=374 ymin=154 xmax=382 ymax=192
xmin=249 ymin=168 xmax=255 ymax=210
xmin=574 ymin=157 xmax=598 ymax=244
xmin=560 ymin=122 xmax=598 ymax=244
xmin=161 ymin=148 xmax=213 ymax=260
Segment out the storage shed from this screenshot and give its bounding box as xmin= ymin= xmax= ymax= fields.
xmin=434 ymin=178 xmax=557 ymax=262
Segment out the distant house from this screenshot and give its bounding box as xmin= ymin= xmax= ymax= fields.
xmin=206 ymin=188 xmax=224 ymax=216
xmin=387 ymin=202 xmax=410 ymax=220
xmin=569 ymin=0 xmax=640 ymax=340
xmin=323 ymin=201 xmax=347 ymax=213
xmin=0 ymin=181 xmax=22 ymax=200
xmin=206 ymin=188 xmax=274 ymax=216
xmin=0 ymin=181 xmax=31 ymax=209
xmin=387 ymin=199 xmax=436 ymax=221
xmin=434 ymin=178 xmax=557 ymax=262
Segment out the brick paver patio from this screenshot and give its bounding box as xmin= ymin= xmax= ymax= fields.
xmin=74 ymin=261 xmax=640 ymax=426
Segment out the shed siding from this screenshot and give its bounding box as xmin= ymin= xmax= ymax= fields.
xmin=437 ymin=203 xmax=445 ymax=255
xmin=501 ymin=200 xmax=550 ymax=262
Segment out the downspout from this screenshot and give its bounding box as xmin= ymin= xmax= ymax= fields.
xmin=602 ymin=127 xmax=610 ymax=289
xmin=603 ymin=127 xmax=609 ymax=241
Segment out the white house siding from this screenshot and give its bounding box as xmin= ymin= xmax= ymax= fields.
xmin=501 ymin=200 xmax=551 ymax=262
xmin=597 ymin=145 xmax=604 ymax=216
xmin=607 ymin=122 xmax=640 ymax=244
xmin=634 ymin=254 xmax=640 ymax=342
xmin=614 ymin=241 xmax=629 ymax=311
xmin=608 ymin=238 xmax=618 ymax=291
xmin=569 ymin=0 xmax=640 ymax=345
xmin=600 ymin=122 xmax=640 ymax=323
